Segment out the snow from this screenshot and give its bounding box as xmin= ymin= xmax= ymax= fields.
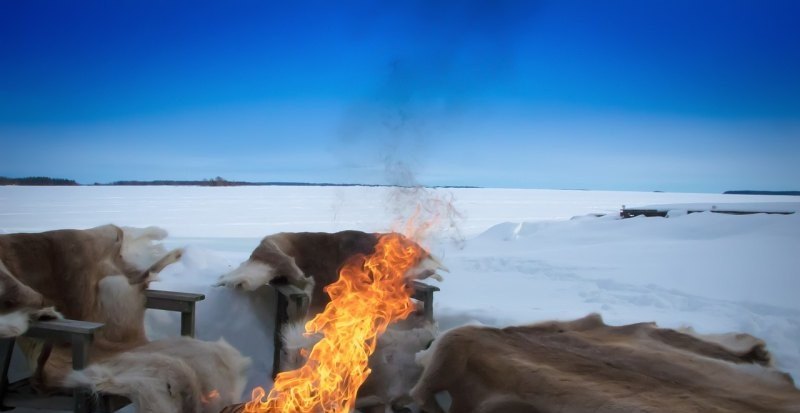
xmin=2 ymin=186 xmax=799 ymax=397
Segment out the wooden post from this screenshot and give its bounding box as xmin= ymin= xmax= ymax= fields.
xmin=271 ymin=284 xmax=311 ymax=379
xmin=272 ymin=288 xmax=289 ymax=380
xmin=0 ymin=338 xmax=15 ymax=407
xmin=181 ymin=303 xmax=196 ymax=337
xmin=411 ymin=281 xmax=440 ymax=323
xmin=72 ymin=333 xmax=92 ymax=413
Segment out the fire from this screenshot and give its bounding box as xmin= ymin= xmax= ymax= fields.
xmin=202 ymin=389 xmax=221 ymax=404
xmin=244 ymin=232 xmax=425 ymax=412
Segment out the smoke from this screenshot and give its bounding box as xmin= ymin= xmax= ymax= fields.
xmin=333 ymin=1 xmax=539 ymax=244
xmin=384 ymin=161 xmax=465 ymax=248
xmin=335 ymin=0 xmax=538 ymax=170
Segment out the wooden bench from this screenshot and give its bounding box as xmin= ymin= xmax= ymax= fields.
xmin=0 ymin=289 xmax=204 ymax=413
xmin=270 ymin=280 xmax=440 ymax=379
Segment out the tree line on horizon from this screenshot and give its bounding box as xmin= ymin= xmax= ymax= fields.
xmin=0 ymin=176 xmax=79 ymax=186
xmin=0 ymin=176 xmax=477 ymax=189
xmin=6 ymin=176 xmax=795 ymax=194
xmin=0 ymin=176 xmax=317 ymax=186
xmin=723 ymin=190 xmax=800 ymax=196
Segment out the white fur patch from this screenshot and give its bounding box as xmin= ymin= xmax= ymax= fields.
xmin=208 ymin=338 xmax=252 ymax=404
xmin=64 ymin=337 xmax=251 ymax=413
xmin=280 ymin=321 xmax=323 ymax=371
xmin=414 ymin=346 xmax=434 ymax=369
xmin=0 ymin=310 xmax=30 ymax=338
xmin=120 ymin=226 xmax=170 ymax=272
xmin=216 ymin=260 xmax=276 ymax=291
xmin=31 ymin=306 xmax=63 ymax=321
xmin=65 ymin=352 xmax=203 ymax=413
xmin=98 ymin=275 xmax=146 ymax=331
xmin=281 ymin=321 xmax=316 ymax=349
xmin=407 ymin=256 xmax=447 ymax=282
xmin=413 ymin=324 xmax=444 ymax=369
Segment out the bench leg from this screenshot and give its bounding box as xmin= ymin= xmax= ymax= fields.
xmin=180 ymin=303 xmax=196 ymax=338
xmin=72 ymin=333 xmax=92 ymax=413
xmin=0 ymin=338 xmax=14 ymax=410
xmin=421 ymin=290 xmax=435 ymax=322
xmin=272 ymin=291 xmax=289 ymax=380
xmin=271 ymin=287 xmax=310 ymax=379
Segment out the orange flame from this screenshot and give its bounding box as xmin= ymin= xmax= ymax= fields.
xmin=202 ymin=389 xmax=220 ymax=405
xmin=244 ymin=232 xmax=425 ymax=412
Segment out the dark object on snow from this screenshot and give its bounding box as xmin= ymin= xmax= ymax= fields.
xmin=724 ymin=190 xmax=800 ymax=196
xmin=620 ymin=206 xmax=795 ymax=218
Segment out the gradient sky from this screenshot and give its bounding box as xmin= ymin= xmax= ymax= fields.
xmin=1 ymin=0 xmax=799 ymax=192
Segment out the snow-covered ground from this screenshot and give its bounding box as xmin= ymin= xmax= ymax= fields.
xmin=2 ymin=186 xmax=799 ymax=398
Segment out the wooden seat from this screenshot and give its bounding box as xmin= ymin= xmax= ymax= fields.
xmin=270 ymin=280 xmax=440 ymax=379
xmin=0 ymin=289 xmax=204 ymax=413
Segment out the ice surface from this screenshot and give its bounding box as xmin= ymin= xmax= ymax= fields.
xmin=1 ymin=186 xmax=798 ymax=396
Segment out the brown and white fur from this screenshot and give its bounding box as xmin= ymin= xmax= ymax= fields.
xmin=65 ymin=336 xmax=251 ymax=413
xmin=0 ymin=225 xmax=182 ymax=347
xmin=217 ymin=231 xmax=445 ymax=411
xmin=217 ymin=231 xmax=446 ymax=316
xmin=0 ymin=259 xmax=61 ymax=337
xmin=1 ymin=225 xmax=250 ymax=412
xmin=0 ymin=225 xmax=179 ymax=333
xmin=410 ymin=314 xmax=800 ymax=413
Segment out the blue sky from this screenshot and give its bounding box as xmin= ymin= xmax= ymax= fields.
xmin=1 ymin=0 xmax=798 ymax=192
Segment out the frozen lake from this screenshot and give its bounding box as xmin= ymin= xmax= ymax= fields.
xmin=2 ymin=186 xmax=799 ymax=393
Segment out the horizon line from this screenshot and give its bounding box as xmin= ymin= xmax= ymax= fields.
xmin=2 ymin=176 xmax=800 ymax=196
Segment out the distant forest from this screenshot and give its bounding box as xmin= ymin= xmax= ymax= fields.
xmin=0 ymin=176 xmax=476 ymax=189
xmin=724 ymin=190 xmax=800 ymax=196
xmin=0 ymin=176 xmax=79 ymax=186
xmin=3 ymin=177 xmax=798 ymax=193
xmin=108 ymin=177 xmax=370 ymax=187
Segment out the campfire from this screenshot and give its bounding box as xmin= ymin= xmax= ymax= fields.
xmin=224 ymin=231 xmax=427 ymax=413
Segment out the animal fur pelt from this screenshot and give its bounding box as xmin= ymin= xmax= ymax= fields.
xmin=217 ymin=231 xmax=446 ymax=317
xmin=65 ymin=337 xmax=250 ymax=413
xmin=0 ymin=225 xmax=181 ymax=337
xmin=1 ymin=225 xmax=251 ymax=412
xmin=411 ymin=314 xmax=800 ymax=413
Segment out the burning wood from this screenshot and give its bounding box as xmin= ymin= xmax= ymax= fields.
xmin=219 ymin=404 xmax=246 ymax=413
xmin=225 ymin=232 xmax=427 ymax=413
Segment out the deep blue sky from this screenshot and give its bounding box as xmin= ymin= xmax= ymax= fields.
xmin=1 ymin=0 xmax=798 ymax=192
